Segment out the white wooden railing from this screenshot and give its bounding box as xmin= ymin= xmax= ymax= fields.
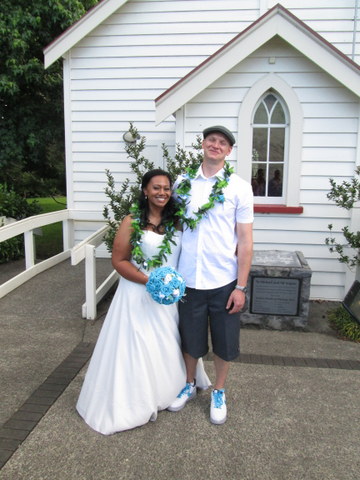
xmin=0 ymin=210 xmax=72 ymax=298
xmin=71 ymin=224 xmax=118 ymax=320
xmin=0 ymin=211 xmax=118 ymax=320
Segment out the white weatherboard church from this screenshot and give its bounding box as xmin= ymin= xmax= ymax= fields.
xmin=44 ymin=0 xmax=360 ymax=302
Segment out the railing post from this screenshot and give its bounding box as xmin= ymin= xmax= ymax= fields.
xmin=62 ymin=218 xmax=74 ymax=251
xmin=24 ymin=230 xmax=36 ymax=269
xmin=84 ymin=244 xmax=97 ymax=320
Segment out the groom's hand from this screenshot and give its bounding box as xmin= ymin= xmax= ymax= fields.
xmin=226 ymin=289 xmax=245 ymax=314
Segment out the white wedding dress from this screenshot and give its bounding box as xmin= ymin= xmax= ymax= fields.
xmin=76 ymin=230 xmax=211 ymax=435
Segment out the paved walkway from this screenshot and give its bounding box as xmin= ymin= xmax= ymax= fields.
xmin=0 ymin=259 xmax=359 ymax=480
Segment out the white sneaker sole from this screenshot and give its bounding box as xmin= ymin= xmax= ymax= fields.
xmin=210 ymin=414 xmax=227 ymax=425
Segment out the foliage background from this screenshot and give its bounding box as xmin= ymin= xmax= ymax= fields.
xmin=0 ymin=184 xmax=41 ymax=263
xmin=0 ymin=0 xmax=100 ymax=197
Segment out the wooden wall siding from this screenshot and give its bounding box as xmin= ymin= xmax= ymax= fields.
xmin=68 ymin=0 xmax=359 ymax=188
xmin=64 ymin=0 xmax=360 ymax=300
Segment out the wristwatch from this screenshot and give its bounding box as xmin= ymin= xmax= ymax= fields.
xmin=235 ymin=284 xmax=247 ymax=293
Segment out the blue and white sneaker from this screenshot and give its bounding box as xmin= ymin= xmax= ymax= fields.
xmin=167 ymin=381 xmax=196 ymax=412
xmin=210 ymin=389 xmax=227 ymax=424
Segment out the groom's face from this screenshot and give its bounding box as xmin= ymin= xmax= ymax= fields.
xmin=202 ymin=133 xmax=233 ymax=163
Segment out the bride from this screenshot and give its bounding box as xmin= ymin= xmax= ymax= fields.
xmin=76 ymin=169 xmax=210 ymax=435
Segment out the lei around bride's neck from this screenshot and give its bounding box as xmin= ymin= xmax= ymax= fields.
xmin=129 ymin=202 xmax=177 ymax=270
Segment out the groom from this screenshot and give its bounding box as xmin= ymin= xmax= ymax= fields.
xmin=168 ymin=125 xmax=254 ymax=424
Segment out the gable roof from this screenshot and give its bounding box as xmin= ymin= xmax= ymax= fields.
xmin=44 ymin=0 xmax=129 ymax=68
xmin=155 ymin=3 xmax=360 ymax=125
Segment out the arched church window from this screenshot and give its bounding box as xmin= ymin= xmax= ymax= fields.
xmin=251 ymin=92 xmax=288 ymax=201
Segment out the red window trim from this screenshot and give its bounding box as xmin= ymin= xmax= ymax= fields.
xmin=254 ymin=204 xmax=303 ymax=214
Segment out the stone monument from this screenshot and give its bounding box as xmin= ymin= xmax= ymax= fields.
xmin=241 ymin=250 xmax=312 ymax=330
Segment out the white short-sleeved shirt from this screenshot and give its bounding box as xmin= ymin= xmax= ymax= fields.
xmin=175 ymin=165 xmax=254 ymax=290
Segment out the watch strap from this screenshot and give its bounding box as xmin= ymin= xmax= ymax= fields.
xmin=235 ymin=284 xmax=247 ymax=293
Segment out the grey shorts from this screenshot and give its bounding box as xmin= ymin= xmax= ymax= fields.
xmin=178 ymin=280 xmax=240 ymax=362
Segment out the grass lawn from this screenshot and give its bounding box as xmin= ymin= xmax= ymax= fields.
xmin=28 ymin=197 xmax=67 ymax=259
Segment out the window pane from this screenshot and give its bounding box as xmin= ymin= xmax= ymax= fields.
xmin=251 ymin=164 xmax=267 ymax=196
xmin=253 ymin=103 xmax=268 ymax=124
xmin=271 ymin=102 xmax=285 ymax=123
xmin=253 ymin=128 xmax=267 ymax=161
xmin=264 ymin=94 xmax=277 ymax=111
xmin=269 ymin=128 xmax=284 ymax=162
xmin=268 ymin=166 xmax=283 ymax=197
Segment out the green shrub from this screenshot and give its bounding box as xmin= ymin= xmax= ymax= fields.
xmin=325 ymin=167 xmax=360 ymax=268
xmin=0 ymin=184 xmax=41 ymax=263
xmin=328 ymin=304 xmax=360 ymax=342
xmin=0 ymin=184 xmax=41 ymax=219
xmin=0 ymin=232 xmax=23 ymax=264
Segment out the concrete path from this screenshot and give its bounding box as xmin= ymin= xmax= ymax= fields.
xmin=0 ymin=259 xmax=359 ymax=480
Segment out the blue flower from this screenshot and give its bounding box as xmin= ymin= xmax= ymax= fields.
xmin=146 ymin=266 xmax=186 ymax=305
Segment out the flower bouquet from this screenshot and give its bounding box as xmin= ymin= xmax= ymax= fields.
xmin=146 ymin=266 xmax=186 ymax=305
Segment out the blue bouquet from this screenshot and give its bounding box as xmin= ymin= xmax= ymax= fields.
xmin=146 ymin=266 xmax=186 ymax=305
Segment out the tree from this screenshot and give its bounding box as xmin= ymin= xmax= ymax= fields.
xmin=0 ymin=0 xmax=100 ymax=196
xmin=103 ymin=124 xmax=203 ymax=251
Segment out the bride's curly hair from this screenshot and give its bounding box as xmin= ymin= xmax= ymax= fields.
xmin=137 ymin=169 xmax=178 ymax=230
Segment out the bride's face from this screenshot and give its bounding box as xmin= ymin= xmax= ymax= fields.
xmin=143 ymin=175 xmax=171 ymax=208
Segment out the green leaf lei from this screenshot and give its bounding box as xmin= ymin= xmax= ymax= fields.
xmin=175 ymin=161 xmax=234 ymax=230
xmin=129 ymin=202 xmax=178 ymax=270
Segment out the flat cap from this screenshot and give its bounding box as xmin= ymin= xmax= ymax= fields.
xmin=203 ymin=125 xmax=236 ymax=146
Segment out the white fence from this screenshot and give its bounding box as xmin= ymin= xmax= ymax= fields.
xmin=71 ymin=224 xmax=118 ymax=320
xmin=0 ymin=210 xmax=117 ymax=320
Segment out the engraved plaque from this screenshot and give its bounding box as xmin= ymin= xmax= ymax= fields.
xmin=250 ymin=277 xmax=300 ymax=316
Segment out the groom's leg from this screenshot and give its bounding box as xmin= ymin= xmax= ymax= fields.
xmin=184 ymin=351 xmax=198 ymax=383
xmin=213 ymin=354 xmax=230 ymax=390
xmin=178 ymin=287 xmax=209 ymax=359
xmin=167 ymin=289 xmax=208 ymax=412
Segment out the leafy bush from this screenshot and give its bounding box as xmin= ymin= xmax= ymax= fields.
xmin=103 ymin=124 xmax=202 ymax=252
xmin=0 ymin=184 xmax=41 ymax=219
xmin=328 ymin=304 xmax=360 ymax=342
xmin=325 ymin=167 xmax=360 ymax=268
xmin=103 ymin=124 xmax=155 ymax=251
xmin=0 ymin=230 xmax=23 ymax=264
xmin=0 ymin=184 xmax=41 ymax=263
